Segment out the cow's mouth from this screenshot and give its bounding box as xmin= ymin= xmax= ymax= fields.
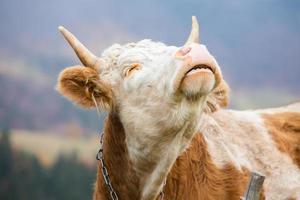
xmin=177 ymin=63 xmax=216 ymax=98
xmin=185 ymin=64 xmax=214 ymax=77
xmin=173 ymin=61 xmax=219 ymax=96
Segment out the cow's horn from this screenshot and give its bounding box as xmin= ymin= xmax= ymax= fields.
xmin=58 ymin=26 xmax=101 ymax=69
xmin=185 ymin=16 xmax=200 ymax=45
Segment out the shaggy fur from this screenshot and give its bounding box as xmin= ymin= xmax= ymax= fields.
xmin=93 ymin=111 xmax=268 ymax=200
xmin=204 ymin=79 xmax=229 ymax=113
xmin=92 ymin=105 xmax=300 ymax=200
xmin=57 ymin=65 xmax=113 ymax=110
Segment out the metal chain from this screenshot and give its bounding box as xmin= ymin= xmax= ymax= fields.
xmin=96 ymin=131 xmax=168 ymax=200
xmin=96 ymin=132 xmax=119 ymax=200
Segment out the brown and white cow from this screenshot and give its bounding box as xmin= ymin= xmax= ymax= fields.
xmin=56 ymin=17 xmax=300 ymax=200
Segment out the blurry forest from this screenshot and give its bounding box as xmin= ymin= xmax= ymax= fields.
xmin=0 ymin=0 xmax=299 ymax=199
xmin=0 ymin=130 xmax=96 ymax=200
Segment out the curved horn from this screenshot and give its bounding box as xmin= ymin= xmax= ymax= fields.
xmin=185 ymin=16 xmax=200 ymax=45
xmin=58 ymin=26 xmax=101 ymax=69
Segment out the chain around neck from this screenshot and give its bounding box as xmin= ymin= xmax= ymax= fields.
xmin=96 ymin=131 xmax=167 ymax=200
xmin=96 ymin=132 xmax=119 ymax=200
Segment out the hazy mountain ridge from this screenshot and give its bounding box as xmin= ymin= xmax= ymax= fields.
xmin=0 ymin=0 xmax=299 ymax=131
xmin=0 ymin=73 xmax=102 ymax=131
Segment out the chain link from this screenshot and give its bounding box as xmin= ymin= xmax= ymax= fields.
xmin=96 ymin=132 xmax=119 ymax=200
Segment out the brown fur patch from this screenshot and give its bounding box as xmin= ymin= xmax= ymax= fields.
xmin=93 ymin=115 xmax=265 ymax=200
xmin=262 ymin=112 xmax=300 ymax=168
xmin=56 ymin=65 xmax=113 ymax=110
xmin=93 ymin=113 xmax=140 ymax=200
xmin=162 ymin=133 xmax=258 ymax=200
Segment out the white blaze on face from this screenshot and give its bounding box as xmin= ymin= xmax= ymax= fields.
xmin=101 ymin=40 xmax=176 ymax=96
xmin=99 ymin=40 xmax=221 ymax=110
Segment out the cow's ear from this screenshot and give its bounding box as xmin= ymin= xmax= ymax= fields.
xmin=56 ymin=65 xmax=113 ymax=110
xmin=205 ymin=79 xmax=230 ymax=113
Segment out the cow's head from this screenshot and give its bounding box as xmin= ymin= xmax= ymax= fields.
xmin=57 ymin=17 xmax=229 ymax=125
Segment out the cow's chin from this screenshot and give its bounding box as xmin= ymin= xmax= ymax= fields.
xmin=180 ymin=70 xmax=215 ymax=101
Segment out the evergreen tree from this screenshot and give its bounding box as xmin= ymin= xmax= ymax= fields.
xmin=0 ymin=129 xmax=14 ymax=200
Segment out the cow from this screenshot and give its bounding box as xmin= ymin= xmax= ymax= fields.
xmin=56 ymin=17 xmax=300 ymax=200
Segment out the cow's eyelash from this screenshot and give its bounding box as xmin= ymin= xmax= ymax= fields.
xmin=123 ymin=63 xmax=141 ymax=77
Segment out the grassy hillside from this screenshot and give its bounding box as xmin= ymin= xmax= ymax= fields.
xmin=10 ymin=130 xmax=99 ymax=166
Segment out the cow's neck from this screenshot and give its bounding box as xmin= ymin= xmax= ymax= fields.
xmin=95 ymin=112 xmax=140 ymax=200
xmin=119 ymin=98 xmax=206 ymax=200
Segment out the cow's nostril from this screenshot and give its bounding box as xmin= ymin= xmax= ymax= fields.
xmin=176 ymin=46 xmax=192 ymax=57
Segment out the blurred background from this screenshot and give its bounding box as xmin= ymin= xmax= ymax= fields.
xmin=0 ymin=0 xmax=299 ymax=199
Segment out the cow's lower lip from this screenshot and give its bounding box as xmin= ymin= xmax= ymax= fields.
xmin=179 ymin=64 xmax=216 ymax=97
xmin=183 ymin=65 xmax=213 ymax=78
xmin=173 ymin=63 xmax=217 ymax=94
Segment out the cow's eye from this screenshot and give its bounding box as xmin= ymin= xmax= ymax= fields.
xmin=124 ymin=63 xmax=141 ymax=77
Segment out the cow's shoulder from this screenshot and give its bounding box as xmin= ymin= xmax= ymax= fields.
xmin=256 ymin=101 xmax=300 ymax=114
xmin=204 ymin=105 xmax=300 ymax=199
xmin=165 ymin=132 xmax=255 ymax=200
